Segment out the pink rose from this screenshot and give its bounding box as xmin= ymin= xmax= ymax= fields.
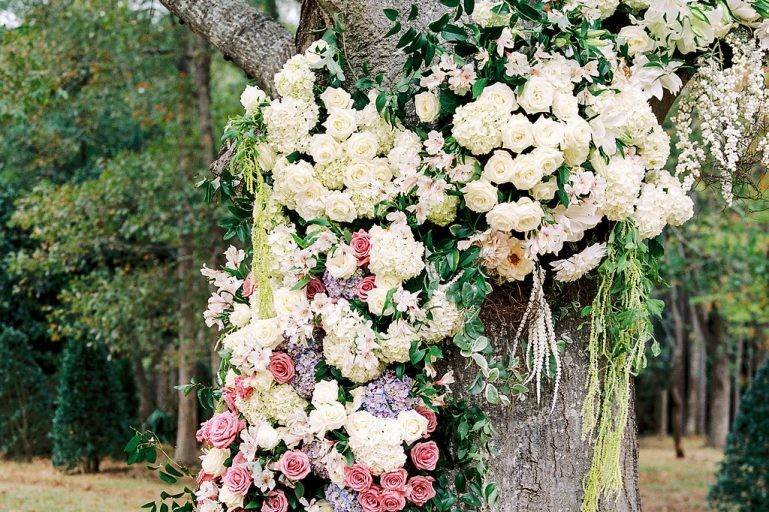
xmin=406 ymin=476 xmax=436 ymax=506
xmin=344 ymin=462 xmax=373 ymax=491
xmin=306 ymin=277 xmax=325 ymax=300
xmin=196 ymin=419 xmax=212 ymax=443
xmin=358 ymin=487 xmax=384 ymax=512
xmin=267 ymin=352 xmax=295 ymax=384
xmin=223 ymin=464 xmax=252 ymax=495
xmin=410 ymin=441 xmax=439 ymax=471
xmin=278 ymin=450 xmax=311 ymax=481
xmin=415 ymin=406 xmax=438 ymax=435
xmin=350 ymin=230 xmax=371 ymax=266
xmin=379 ymin=469 xmax=408 ymax=492
xmin=261 ymin=489 xmax=288 ymax=512
xmin=208 ymin=411 xmax=245 ymax=449
xmin=381 ymin=490 xmax=407 ymax=512
xmin=356 ymin=276 xmax=377 ymax=301
xmin=242 ymin=272 xmax=255 ymax=298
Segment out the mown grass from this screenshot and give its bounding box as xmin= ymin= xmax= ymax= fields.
xmin=0 ymin=436 xmax=720 ymax=512
xmin=639 ymin=436 xmax=723 ymax=512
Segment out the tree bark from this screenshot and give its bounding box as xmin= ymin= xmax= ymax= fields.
xmin=689 ymin=300 xmax=708 ymax=435
xmin=656 ymin=389 xmax=668 ymax=438
xmin=159 ymin=0 xmax=294 ymax=95
xmin=732 ymin=337 xmax=743 ymax=421
xmin=669 ymin=283 xmax=686 ymax=458
xmin=684 ymin=295 xmax=705 ymax=435
xmin=706 ymin=306 xmax=731 ymax=449
xmin=133 ymin=354 xmax=155 ymax=422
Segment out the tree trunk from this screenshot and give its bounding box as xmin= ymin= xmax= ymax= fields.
xmin=656 ymin=389 xmax=668 ymax=438
xmin=689 ymin=302 xmax=708 ymax=435
xmin=706 ymin=307 xmax=731 ymax=449
xmin=685 ymin=298 xmax=704 ymax=436
xmin=732 ymin=338 xmax=743 ymax=421
xmin=174 ymin=33 xmax=202 ymax=466
xmin=669 ymin=282 xmax=686 ymax=458
xmin=133 ymin=354 xmax=155 ymax=422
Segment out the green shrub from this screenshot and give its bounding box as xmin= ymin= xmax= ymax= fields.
xmin=51 ymin=340 xmax=126 ymax=472
xmin=709 ymin=359 xmax=769 ymax=511
xmin=0 ymin=326 xmax=53 ymax=458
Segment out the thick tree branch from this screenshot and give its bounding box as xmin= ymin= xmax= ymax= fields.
xmin=159 ymin=0 xmax=295 ymax=95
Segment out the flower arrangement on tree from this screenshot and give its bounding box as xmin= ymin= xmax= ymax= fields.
xmin=127 ymin=0 xmax=769 ymax=510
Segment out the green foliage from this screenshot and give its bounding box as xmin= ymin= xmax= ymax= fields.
xmin=0 ymin=326 xmax=53 ymax=458
xmin=709 ymin=359 xmax=769 ymax=511
xmin=51 ymin=340 xmax=127 ymax=472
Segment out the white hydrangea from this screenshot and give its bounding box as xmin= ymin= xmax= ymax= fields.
xmin=368 ymin=224 xmax=426 ymax=284
xmin=263 ymin=98 xmax=319 ymax=154
xmin=595 ymin=155 xmax=645 ymax=220
xmin=377 ymin=319 xmax=417 ymax=363
xmin=345 ymin=411 xmax=407 ymax=475
xmin=451 ymin=99 xmax=506 ymax=155
xmin=634 ymin=183 xmax=668 ymax=239
xmin=419 ymin=285 xmax=464 ymax=343
xmin=274 ymin=54 xmax=316 ymax=101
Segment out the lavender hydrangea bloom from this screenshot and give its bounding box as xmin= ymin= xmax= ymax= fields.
xmin=325 ymin=484 xmax=363 ymax=512
xmin=291 ymin=347 xmax=322 ymax=398
xmin=322 ymin=269 xmax=363 ymax=300
xmin=301 ymin=439 xmax=332 ymax=478
xmin=362 ymin=370 xmax=417 ymax=418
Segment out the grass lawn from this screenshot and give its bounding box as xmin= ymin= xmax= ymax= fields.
xmin=639 ymin=436 xmax=723 ymax=512
xmin=0 ymin=436 xmax=721 ymax=511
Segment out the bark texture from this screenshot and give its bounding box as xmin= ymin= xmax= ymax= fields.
xmin=705 ymin=307 xmax=731 ymax=449
xmin=159 ymin=0 xmax=294 ymax=95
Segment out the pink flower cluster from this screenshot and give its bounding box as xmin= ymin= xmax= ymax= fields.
xmin=196 ymin=411 xmax=245 ymax=448
xmin=343 ymin=462 xmax=437 ymax=511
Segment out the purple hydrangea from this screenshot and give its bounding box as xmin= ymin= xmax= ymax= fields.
xmin=302 ymin=439 xmax=332 ymax=479
xmin=325 ymin=484 xmax=363 ymax=512
xmin=362 ymin=370 xmax=417 ymax=418
xmin=291 ymin=347 xmax=322 ymax=398
xmin=323 ymin=269 xmax=363 ymax=300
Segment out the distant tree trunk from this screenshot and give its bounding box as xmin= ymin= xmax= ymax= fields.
xmin=690 ymin=304 xmax=708 ymax=434
xmin=174 ymin=33 xmax=202 ymax=466
xmin=656 ymin=389 xmax=669 ymax=437
xmin=669 ymin=282 xmax=686 ymax=458
xmin=706 ymin=306 xmax=731 ymax=449
xmin=685 ymin=298 xmax=705 ymax=436
xmin=732 ymin=338 xmax=743 ymax=421
xmin=133 ymin=354 xmax=155 ymax=422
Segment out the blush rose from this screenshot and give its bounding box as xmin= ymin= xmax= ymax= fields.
xmin=278 ymin=450 xmax=311 ymax=480
xmin=410 ymin=441 xmax=439 ymax=471
xmin=406 ymin=476 xmax=436 ymax=506
xmin=207 ymin=411 xmax=245 ymax=449
xmin=261 ymin=489 xmax=289 ymax=512
xmin=223 ymin=464 xmax=252 ymax=495
xmin=267 ymin=352 xmax=295 ymax=384
xmin=344 ymin=462 xmax=373 ymax=491
xmin=350 ymin=230 xmax=371 ymax=266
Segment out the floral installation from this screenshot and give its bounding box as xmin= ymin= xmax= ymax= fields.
xmin=126 ymin=1 xmax=769 ymax=511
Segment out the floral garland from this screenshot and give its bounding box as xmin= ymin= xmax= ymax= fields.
xmin=157 ymin=1 xmax=769 ymax=512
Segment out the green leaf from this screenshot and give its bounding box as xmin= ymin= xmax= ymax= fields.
xmin=383 ymin=8 xmax=399 ymax=21
xmin=464 ymin=0 xmax=475 ymax=15
xmin=385 ymin=21 xmax=402 ymax=38
xmin=408 ymin=4 xmax=419 ymax=20
xmin=471 ymin=77 xmax=488 ymax=99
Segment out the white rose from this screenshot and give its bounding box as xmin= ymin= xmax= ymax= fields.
xmin=252 ymin=370 xmax=275 ymax=390
xmin=518 ymin=76 xmax=554 ymax=114
xmin=461 ymin=179 xmax=499 ymax=213
xmin=229 ymin=303 xmax=252 ymax=328
xmin=312 ymin=380 xmax=340 ymax=406
xmin=372 ymin=159 xmax=394 ymax=182
xmin=310 ymin=134 xmax=342 ymax=165
xmin=324 ymin=191 xmax=357 ymax=223
xmin=324 ymin=108 xmax=358 ymax=141
xmin=309 ymin=402 xmax=348 ymax=435
xmin=295 ymin=181 xmax=328 ymax=221
xmin=482 ymin=150 xmax=516 ymax=184
xmin=531 ymin=146 xmax=564 ymax=176
xmin=308 ymin=500 xmax=334 ymax=512
xmin=502 ymin=114 xmax=534 ymax=153
xmin=305 ymin=39 xmax=330 ymax=67
xmin=551 ymin=92 xmax=579 ymax=121
xmin=397 ymin=410 xmax=429 ymax=444
xmin=345 ymin=131 xmax=379 ymax=161
xmin=479 ymin=82 xmax=518 ymax=113
xmin=201 ymin=448 xmax=229 ymax=477
xmin=562 ymin=118 xmax=592 ymax=165
xmin=414 ymin=91 xmax=441 ymax=123
xmin=250 ymin=318 xmax=284 ymax=349
xmin=344 ymin=161 xmax=376 ymax=189
xmin=532 ymin=117 xmax=564 ymax=147
xmin=283 ymin=161 xmax=317 ymax=193
xmin=240 ymin=85 xmax=267 ymax=114
xmin=346 ymin=410 xmax=378 ymax=434
xmin=320 ymin=87 xmax=353 ymax=110
xmin=219 ymin=487 xmax=244 ymax=510
xmin=618 ymin=26 xmax=653 ymax=56
xmin=255 ymin=422 xmax=281 ymax=450
xmin=510 ymin=154 xmax=544 ymax=190
xmin=531 ymin=179 xmax=559 ymax=201
xmin=325 ymin=243 xmax=357 ymax=279
xmin=273 ymin=287 xmax=306 ymax=312
xmin=485 ymin=202 xmax=518 ymax=232
xmin=366 ymin=286 xmax=395 ymax=316
xmin=510 ymin=197 xmax=543 ymax=232
xmin=256 ymin=142 xmax=277 ymax=171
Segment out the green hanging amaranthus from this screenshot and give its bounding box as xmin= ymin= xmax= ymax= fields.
xmin=581 ymin=221 xmax=664 ymax=512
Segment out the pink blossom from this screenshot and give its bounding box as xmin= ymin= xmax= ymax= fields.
xmin=344 ymin=462 xmax=373 ymax=491
xmin=358 ymin=486 xmax=384 ymax=512
xmin=381 ymin=489 xmax=407 ymax=511
xmin=406 ymin=476 xmax=436 ymax=506
xmin=261 ymin=489 xmax=288 ymax=512
xmin=267 ymin=352 xmax=295 ymax=384
xmin=379 ymin=469 xmax=408 ymax=492
xmin=410 ymin=441 xmax=439 ymax=471
xmin=223 ymin=464 xmax=252 ymax=495
xmin=415 ymin=406 xmax=438 ymax=435
xmin=207 ymin=411 xmax=245 ymax=449
xmin=356 ymin=276 xmax=377 ymax=301
xmin=278 ymin=450 xmax=311 ymax=481
xmin=350 ymin=230 xmax=371 ymax=266
xmin=242 ymin=272 xmax=256 ymax=297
